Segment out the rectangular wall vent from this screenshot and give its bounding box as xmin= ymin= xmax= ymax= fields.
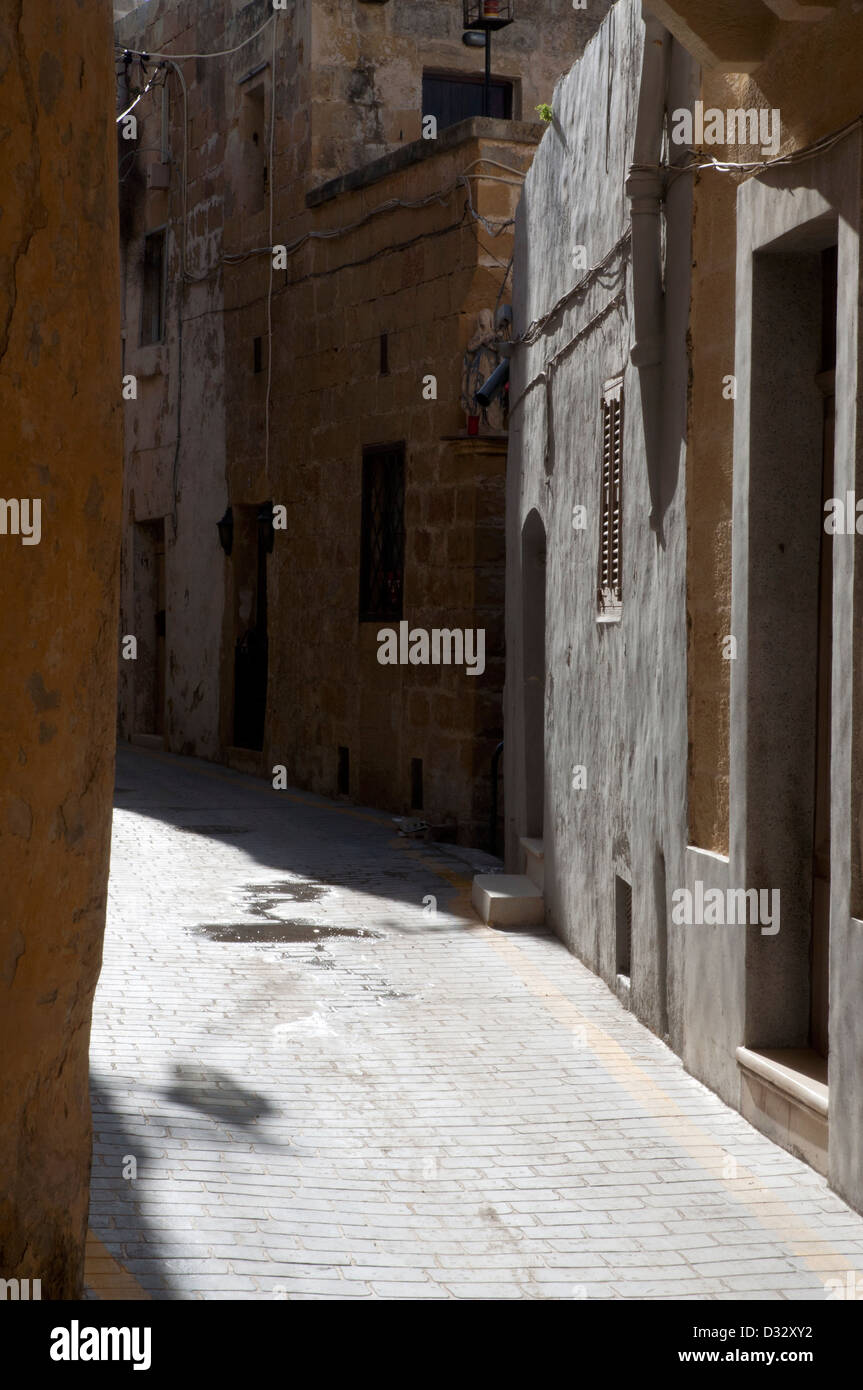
xmin=337 ymin=746 xmax=350 ymax=796
xmin=411 ymin=758 xmax=424 ymax=810
xmin=615 ymin=873 xmax=632 ymax=981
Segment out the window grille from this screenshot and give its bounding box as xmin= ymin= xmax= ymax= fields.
xmin=598 ymin=377 xmax=623 ymax=616
xmin=359 ymin=444 xmax=405 ymax=622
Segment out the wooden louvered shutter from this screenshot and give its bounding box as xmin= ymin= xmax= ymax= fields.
xmin=598 ymin=377 xmax=623 ymax=616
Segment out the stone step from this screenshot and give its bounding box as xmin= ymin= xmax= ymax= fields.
xmin=520 ymin=836 xmax=545 ymax=890
xmin=130 ymin=733 xmax=164 ymax=751
xmin=471 ymin=873 xmax=545 ymax=928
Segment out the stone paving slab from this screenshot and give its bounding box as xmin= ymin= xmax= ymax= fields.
xmin=86 ymin=744 xmax=863 ymax=1300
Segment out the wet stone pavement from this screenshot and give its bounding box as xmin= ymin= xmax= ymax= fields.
xmin=86 ymin=744 xmax=863 ymax=1300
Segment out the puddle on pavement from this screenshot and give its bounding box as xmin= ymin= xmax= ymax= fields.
xmin=245 ymin=880 xmax=326 ymax=915
xmin=190 ymin=877 xmax=381 ymax=944
xmin=193 ymin=921 xmax=380 ymax=943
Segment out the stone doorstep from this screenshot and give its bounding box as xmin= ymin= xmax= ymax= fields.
xmin=471 ymin=873 xmax=545 ymax=928
xmin=225 ymin=746 xmax=265 ymax=776
xmin=736 ymin=1046 xmax=828 ymax=1177
xmin=519 ymin=836 xmax=545 ymax=891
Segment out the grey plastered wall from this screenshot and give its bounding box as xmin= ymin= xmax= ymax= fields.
xmin=681 ymin=846 xmax=739 ymax=1103
xmin=731 ymin=134 xmax=863 ymax=1206
xmin=506 ymin=0 xmax=693 ymax=1044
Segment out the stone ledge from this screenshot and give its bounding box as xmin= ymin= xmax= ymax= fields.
xmin=737 ymin=1046 xmax=828 ymax=1176
xmin=306 ymin=118 xmax=544 ymax=208
xmin=736 ymin=1045 xmax=828 ymax=1117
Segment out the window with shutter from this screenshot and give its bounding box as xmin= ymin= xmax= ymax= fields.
xmin=597 ymin=377 xmax=623 ymax=619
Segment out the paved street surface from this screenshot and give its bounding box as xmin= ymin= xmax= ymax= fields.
xmin=86 ymin=745 xmax=863 ymax=1300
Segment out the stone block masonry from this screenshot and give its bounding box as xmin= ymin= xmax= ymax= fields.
xmin=0 ymin=0 xmax=123 ymax=1298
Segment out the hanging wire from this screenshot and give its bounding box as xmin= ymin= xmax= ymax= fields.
xmin=116 ymin=13 xmax=275 ymax=63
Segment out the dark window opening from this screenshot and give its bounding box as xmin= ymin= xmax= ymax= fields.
xmin=140 ymin=229 xmax=166 ymax=345
xmin=240 ymin=84 xmax=266 ymax=215
xmin=337 ymin=746 xmax=350 ymax=796
xmin=253 ymin=336 xmax=263 ymax=374
xmin=411 ymin=757 xmax=424 ymax=810
xmin=379 ymin=332 xmax=389 ymax=376
xmin=615 ymin=874 xmax=632 ymax=981
xmin=359 ymin=443 xmax=405 ymax=622
xmin=422 ymin=70 xmax=513 ymax=131
xmin=232 ymin=502 xmax=270 ymax=752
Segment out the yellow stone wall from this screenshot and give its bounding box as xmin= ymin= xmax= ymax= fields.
xmin=0 ymin=0 xmax=122 ymax=1297
xmin=682 ymin=6 xmax=863 ymax=853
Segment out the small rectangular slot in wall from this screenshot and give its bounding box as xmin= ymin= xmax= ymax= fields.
xmin=140 ymin=228 xmax=167 ymax=345
xmin=253 ymin=336 xmax=263 ymax=374
xmin=379 ymin=332 xmax=389 ymax=376
xmin=239 ymin=84 xmax=266 ymax=215
xmin=410 ymin=758 xmax=423 ymax=810
xmin=615 ymin=874 xmax=632 ymax=981
xmin=337 ymin=746 xmax=350 ymax=796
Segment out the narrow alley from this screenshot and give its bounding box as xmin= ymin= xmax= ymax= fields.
xmin=86 ymin=746 xmax=863 ymax=1302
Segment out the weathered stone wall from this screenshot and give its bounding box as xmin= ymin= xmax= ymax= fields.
xmin=507 ymin=0 xmax=694 ymax=1036
xmin=232 ymin=122 xmax=537 ymax=845
xmin=116 ymin=0 xmax=241 ymax=758
xmin=517 ymin=0 xmax=863 ymax=1202
xmin=0 ymin=0 xmax=122 ymax=1298
xmin=683 ymin=9 xmax=863 ymax=859
xmin=116 ymin=0 xmax=608 ymax=846
xmin=307 ymin=0 xmax=611 ymax=184
xmin=668 ymin=0 xmax=863 ymax=1206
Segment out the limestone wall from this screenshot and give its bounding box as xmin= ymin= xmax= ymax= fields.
xmin=0 ymin=0 xmax=122 ymax=1298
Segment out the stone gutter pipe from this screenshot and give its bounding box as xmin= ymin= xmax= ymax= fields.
xmin=626 ymin=4 xmax=672 ymax=538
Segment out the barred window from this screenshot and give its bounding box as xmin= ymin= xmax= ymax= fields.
xmin=598 ymin=377 xmax=623 ymax=617
xmin=359 ymin=443 xmax=405 ymax=622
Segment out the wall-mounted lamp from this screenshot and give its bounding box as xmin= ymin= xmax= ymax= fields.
xmin=462 ymin=1 xmax=515 ymax=117
xmin=463 ymin=0 xmax=515 ymax=21
xmin=217 ymin=506 xmax=234 ymax=556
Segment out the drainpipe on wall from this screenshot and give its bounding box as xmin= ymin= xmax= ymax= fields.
xmin=626 ymin=4 xmax=671 ymax=539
